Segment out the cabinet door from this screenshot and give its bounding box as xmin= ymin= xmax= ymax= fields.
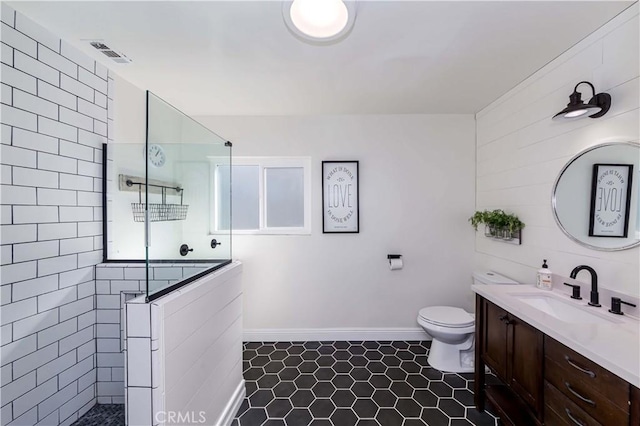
xmin=631 ymin=385 xmax=640 ymax=426
xmin=509 ymin=316 xmax=544 ymax=416
xmin=482 ymin=300 xmax=509 ymax=381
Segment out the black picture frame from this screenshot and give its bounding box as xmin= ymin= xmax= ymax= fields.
xmin=588 ymin=163 xmax=633 ymax=238
xmin=322 ymin=161 xmax=359 ymax=233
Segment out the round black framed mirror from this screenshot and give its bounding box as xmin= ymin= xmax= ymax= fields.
xmin=552 ymin=142 xmax=640 ymax=251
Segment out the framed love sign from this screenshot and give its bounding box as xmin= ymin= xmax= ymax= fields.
xmin=588 ymin=163 xmax=633 ymax=238
xmin=322 ymin=161 xmax=359 ymax=233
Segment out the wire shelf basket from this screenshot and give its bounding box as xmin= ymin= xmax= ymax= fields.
xmin=131 ymin=203 xmax=189 ymax=222
xmin=126 ymin=179 xmax=189 ymax=222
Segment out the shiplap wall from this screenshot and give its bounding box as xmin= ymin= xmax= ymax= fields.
xmin=474 ymin=4 xmax=639 ymax=297
xmin=124 ymin=262 xmax=243 ymax=426
xmin=1 ymin=4 xmax=108 ymax=425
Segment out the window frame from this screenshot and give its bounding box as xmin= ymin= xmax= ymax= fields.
xmin=210 ymin=156 xmax=312 ymax=235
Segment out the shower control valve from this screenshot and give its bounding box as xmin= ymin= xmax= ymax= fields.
xmin=179 ymin=244 xmax=193 ymax=256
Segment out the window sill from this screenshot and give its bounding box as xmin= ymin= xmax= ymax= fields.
xmin=211 ymin=228 xmax=311 ymax=236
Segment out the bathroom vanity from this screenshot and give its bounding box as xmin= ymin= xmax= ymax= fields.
xmin=473 ymin=285 xmax=640 ymax=426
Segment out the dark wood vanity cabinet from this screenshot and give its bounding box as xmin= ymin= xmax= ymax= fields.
xmin=631 ymin=385 xmax=640 ymax=425
xmin=475 ymin=294 xmax=639 ymax=426
xmin=475 ymin=296 xmax=543 ymax=425
xmin=482 ymin=301 xmax=509 ymax=378
xmin=510 ymin=314 xmax=544 ymax=413
xmin=544 ymin=337 xmax=629 ymax=426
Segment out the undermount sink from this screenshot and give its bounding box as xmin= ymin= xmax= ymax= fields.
xmin=512 ymin=293 xmax=621 ymax=324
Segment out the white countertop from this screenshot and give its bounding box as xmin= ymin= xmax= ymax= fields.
xmin=472 ymin=283 xmax=640 ymax=388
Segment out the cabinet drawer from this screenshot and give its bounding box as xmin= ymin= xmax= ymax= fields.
xmin=545 ymin=357 xmax=628 ymax=425
xmin=545 ymin=381 xmax=601 ymax=426
xmin=544 ymin=336 xmax=629 ymax=411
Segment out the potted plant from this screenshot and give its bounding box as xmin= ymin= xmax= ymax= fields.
xmin=468 ymin=209 xmax=525 ymax=239
xmin=486 ymin=209 xmax=507 ymax=236
xmin=505 ymin=214 xmax=525 ymax=236
xmin=469 ymin=211 xmax=487 ymax=231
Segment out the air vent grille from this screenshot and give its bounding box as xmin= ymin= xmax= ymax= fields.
xmin=87 ymin=40 xmax=132 ymax=64
xmin=101 ymin=50 xmax=121 ymax=58
xmin=90 ymin=42 xmax=109 ymax=50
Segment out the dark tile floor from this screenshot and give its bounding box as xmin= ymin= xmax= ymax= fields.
xmin=73 ymin=342 xmax=498 ymax=426
xmin=72 ymin=404 xmax=125 ymax=426
xmin=233 ymin=341 xmax=499 ymax=426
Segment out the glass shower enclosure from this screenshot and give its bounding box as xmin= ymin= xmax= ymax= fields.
xmin=106 ymin=91 xmax=231 ymax=301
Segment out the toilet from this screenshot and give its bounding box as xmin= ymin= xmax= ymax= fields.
xmin=417 ymin=271 xmax=519 ymax=373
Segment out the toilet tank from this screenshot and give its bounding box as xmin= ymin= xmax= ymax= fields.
xmin=473 ymin=270 xmax=519 ymax=285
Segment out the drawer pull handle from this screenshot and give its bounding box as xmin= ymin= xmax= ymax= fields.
xmin=565 ymin=408 xmax=586 ymax=426
xmin=564 ymin=355 xmax=596 ymax=378
xmin=564 ymin=382 xmax=595 ymax=406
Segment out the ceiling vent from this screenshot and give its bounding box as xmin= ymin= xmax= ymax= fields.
xmin=88 ymin=40 xmax=132 ymax=64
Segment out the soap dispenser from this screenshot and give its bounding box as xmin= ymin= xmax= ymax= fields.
xmin=536 ymin=259 xmax=552 ymax=290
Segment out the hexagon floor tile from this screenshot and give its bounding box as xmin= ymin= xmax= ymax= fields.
xmin=233 ymin=341 xmax=498 ymax=426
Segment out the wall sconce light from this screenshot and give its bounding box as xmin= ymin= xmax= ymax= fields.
xmin=553 ymin=81 xmax=611 ymax=121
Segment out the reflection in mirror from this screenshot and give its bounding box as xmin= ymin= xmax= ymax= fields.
xmin=553 ymin=142 xmax=640 ymax=251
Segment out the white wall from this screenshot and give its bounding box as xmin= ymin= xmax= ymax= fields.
xmin=474 ymin=5 xmax=639 ymax=297
xmin=112 ymin=75 xmax=145 ymax=145
xmin=1 ymin=5 xmax=109 ymax=424
xmin=196 ymin=114 xmax=476 ymax=336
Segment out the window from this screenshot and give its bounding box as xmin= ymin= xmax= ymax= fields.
xmin=211 ymin=157 xmax=311 ymax=234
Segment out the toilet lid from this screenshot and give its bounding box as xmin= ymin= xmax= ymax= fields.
xmin=418 ymin=306 xmax=474 ymax=328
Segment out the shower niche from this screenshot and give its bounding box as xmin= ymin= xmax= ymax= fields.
xmin=104 ymin=91 xmax=232 ymax=300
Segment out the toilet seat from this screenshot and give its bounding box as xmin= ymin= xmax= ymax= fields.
xmin=418 ymin=306 xmax=474 ymax=328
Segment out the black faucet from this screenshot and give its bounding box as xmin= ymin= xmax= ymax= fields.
xmin=570 ymin=265 xmax=600 ymax=307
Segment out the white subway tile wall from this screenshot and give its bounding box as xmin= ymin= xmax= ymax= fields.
xmin=1 ymin=6 xmax=106 ymax=425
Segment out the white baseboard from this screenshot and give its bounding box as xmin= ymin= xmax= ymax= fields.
xmin=243 ymin=328 xmax=430 ymax=342
xmin=218 ymin=380 xmax=245 ymax=426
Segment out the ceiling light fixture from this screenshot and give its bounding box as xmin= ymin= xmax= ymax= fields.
xmin=553 ymin=81 xmax=611 ymax=121
xmin=283 ymin=0 xmax=357 ymax=45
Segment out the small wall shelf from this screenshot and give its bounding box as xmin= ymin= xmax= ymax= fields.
xmin=119 ymin=174 xmax=188 ymax=222
xmin=484 ymin=226 xmax=522 ymax=245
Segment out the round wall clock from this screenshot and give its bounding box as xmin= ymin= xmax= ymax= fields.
xmin=147 ymin=144 xmax=166 ymax=168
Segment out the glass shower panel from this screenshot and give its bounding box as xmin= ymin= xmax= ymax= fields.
xmin=106 ymin=143 xmax=147 ymax=260
xmin=145 ymin=91 xmax=231 ymax=300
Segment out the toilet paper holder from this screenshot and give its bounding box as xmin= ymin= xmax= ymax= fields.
xmin=387 ymin=254 xmax=403 ymax=270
